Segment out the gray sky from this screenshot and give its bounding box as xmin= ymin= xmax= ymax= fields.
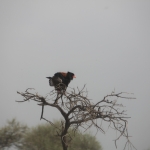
xmin=0 ymin=1 xmax=150 ymax=150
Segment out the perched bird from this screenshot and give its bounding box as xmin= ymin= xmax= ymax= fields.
xmin=46 ymin=72 xmax=76 ymax=92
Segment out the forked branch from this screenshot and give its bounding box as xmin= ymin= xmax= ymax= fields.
xmin=17 ymin=86 xmax=136 ymax=150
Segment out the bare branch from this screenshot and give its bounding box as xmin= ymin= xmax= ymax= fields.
xmin=17 ymin=86 xmax=136 ymax=150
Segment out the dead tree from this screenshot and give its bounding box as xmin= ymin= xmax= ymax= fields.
xmin=17 ymin=85 xmax=136 ymax=150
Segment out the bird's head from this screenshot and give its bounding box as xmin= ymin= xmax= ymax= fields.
xmin=67 ymin=72 xmax=76 ymax=80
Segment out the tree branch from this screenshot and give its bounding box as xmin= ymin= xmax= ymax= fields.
xmin=17 ymin=86 xmax=136 ymax=150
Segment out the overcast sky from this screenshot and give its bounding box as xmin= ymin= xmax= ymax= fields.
xmin=0 ymin=1 xmax=150 ymax=150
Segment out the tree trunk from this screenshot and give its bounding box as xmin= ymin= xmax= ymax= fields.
xmin=61 ymin=119 xmax=70 ymax=150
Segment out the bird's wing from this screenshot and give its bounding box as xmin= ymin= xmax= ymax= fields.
xmin=52 ymin=76 xmax=62 ymax=86
xmin=60 ymin=72 xmax=67 ymax=77
xmin=49 ymin=78 xmax=54 ymax=86
xmin=54 ymin=72 xmax=66 ymax=80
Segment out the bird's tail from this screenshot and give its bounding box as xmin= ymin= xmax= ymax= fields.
xmin=46 ymin=77 xmax=54 ymax=86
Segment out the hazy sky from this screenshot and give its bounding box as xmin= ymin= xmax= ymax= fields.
xmin=0 ymin=1 xmax=150 ymax=150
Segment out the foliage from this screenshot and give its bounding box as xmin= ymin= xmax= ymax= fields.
xmin=69 ymin=131 xmax=101 ymax=150
xmin=0 ymin=119 xmax=102 ymax=150
xmin=0 ymin=119 xmax=28 ymax=150
xmin=21 ymin=121 xmax=102 ymax=150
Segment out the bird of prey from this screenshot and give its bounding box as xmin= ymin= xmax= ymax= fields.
xmin=46 ymin=72 xmax=76 ymax=92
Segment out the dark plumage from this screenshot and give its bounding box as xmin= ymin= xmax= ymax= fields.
xmin=46 ymin=72 xmax=76 ymax=92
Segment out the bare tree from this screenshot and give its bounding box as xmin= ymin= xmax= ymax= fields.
xmin=17 ymin=85 xmax=136 ymax=150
